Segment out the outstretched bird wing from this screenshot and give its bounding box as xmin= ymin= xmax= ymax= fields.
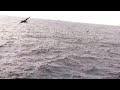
xmin=19 ymin=17 xmax=31 ymax=24
xmin=25 ymin=17 xmax=30 ymax=21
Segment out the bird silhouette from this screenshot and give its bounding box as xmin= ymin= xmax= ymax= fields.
xmin=20 ymin=17 xmax=30 ymax=24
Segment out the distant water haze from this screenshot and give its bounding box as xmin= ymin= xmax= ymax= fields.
xmin=0 ymin=11 xmax=120 ymax=26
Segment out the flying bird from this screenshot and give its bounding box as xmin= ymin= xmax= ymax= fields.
xmin=20 ymin=17 xmax=30 ymax=24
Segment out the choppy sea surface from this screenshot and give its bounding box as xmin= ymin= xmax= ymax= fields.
xmin=0 ymin=16 xmax=120 ymax=79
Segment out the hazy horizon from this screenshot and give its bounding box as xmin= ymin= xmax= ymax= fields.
xmin=0 ymin=11 xmax=120 ymax=26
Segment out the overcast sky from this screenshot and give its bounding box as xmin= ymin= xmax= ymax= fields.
xmin=0 ymin=11 xmax=120 ymax=26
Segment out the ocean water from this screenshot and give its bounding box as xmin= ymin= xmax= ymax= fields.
xmin=0 ymin=16 xmax=120 ymax=79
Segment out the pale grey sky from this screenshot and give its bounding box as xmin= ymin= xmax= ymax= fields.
xmin=0 ymin=11 xmax=120 ymax=25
